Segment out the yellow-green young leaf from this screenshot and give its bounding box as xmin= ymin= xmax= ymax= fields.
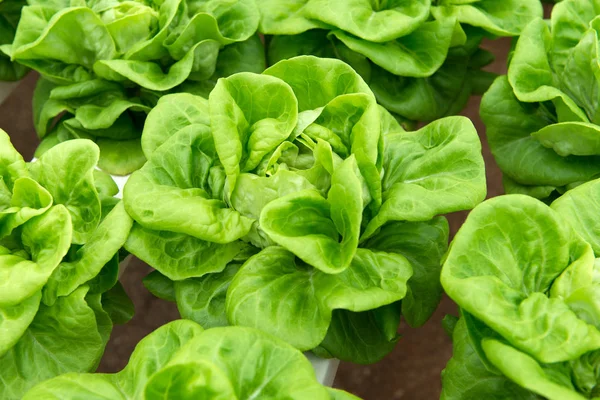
xmin=208 ymin=72 xmax=298 ymax=184
xmin=124 ymin=126 xmax=254 ymax=244
xmin=0 ymin=205 xmax=71 ymax=307
xmin=260 ymin=157 xmax=363 ymax=273
xmin=28 ymin=139 xmax=102 ymax=244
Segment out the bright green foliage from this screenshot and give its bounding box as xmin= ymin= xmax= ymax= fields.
xmin=0 ymin=130 xmax=133 ymax=399
xmin=22 ymin=320 xmax=360 ymax=399
xmin=261 ymin=0 xmax=542 ymax=126
xmin=441 ymin=179 xmax=600 ymax=399
xmin=0 ymin=0 xmax=27 ymax=81
xmin=124 ymin=56 xmax=486 ymax=363
xmin=481 ymin=0 xmax=600 ymax=200
xmin=4 ymin=0 xmax=264 ymax=175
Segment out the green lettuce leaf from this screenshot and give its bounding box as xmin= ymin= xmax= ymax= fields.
xmin=226 ymin=246 xmax=412 ymax=351
xmin=22 ymin=320 xmax=354 ymax=400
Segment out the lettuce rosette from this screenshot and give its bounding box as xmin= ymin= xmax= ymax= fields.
xmin=481 ymin=0 xmax=600 ymax=201
xmin=0 ymin=130 xmax=134 ymax=399
xmin=259 ymin=0 xmax=542 ymax=126
xmin=441 ymin=179 xmax=600 ymax=399
xmin=22 ymin=319 xmax=360 ymax=400
xmin=0 ymin=0 xmax=27 ymax=81
xmin=122 ymin=55 xmax=486 ymax=364
xmin=3 ymin=0 xmax=264 ymax=175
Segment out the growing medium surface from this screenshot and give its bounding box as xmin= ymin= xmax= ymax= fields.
xmin=0 ymin=130 xmax=133 ymax=399
xmin=122 ymin=55 xmax=487 ymax=364
xmin=441 ymin=179 xmax=600 ymax=399
xmin=481 ymin=0 xmax=600 ymax=201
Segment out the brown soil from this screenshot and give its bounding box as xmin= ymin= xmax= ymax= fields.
xmin=1 ymin=38 xmax=508 ymax=400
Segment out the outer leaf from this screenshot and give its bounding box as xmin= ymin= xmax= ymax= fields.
xmin=143 ymin=361 xmax=235 ymax=400
xmin=114 ymin=320 xmax=205 ymax=398
xmin=502 ymin=175 xmax=558 ymax=200
xmin=143 ymin=270 xmax=176 ymax=302
xmin=0 ymin=286 xmax=105 ymax=400
xmin=21 ymin=320 xmax=204 ymax=400
xmin=226 ymin=246 xmax=412 ymax=351
xmin=126 ymin=224 xmax=249 ymax=280
xmin=432 ymin=0 xmax=543 ymax=36
xmin=174 ymin=262 xmax=241 ymax=328
xmin=168 ymin=325 xmax=331 ymax=399
xmin=551 ymin=179 xmax=600 ymax=255
xmin=331 ymin=18 xmax=454 ymax=78
xmin=481 ymin=76 xmax=600 ymax=187
xmin=9 ymin=6 xmax=116 ymax=67
xmin=96 ymin=137 xmax=147 ymax=176
xmin=482 ymin=339 xmax=586 ymax=400
xmin=0 ymin=292 xmax=41 ymax=358
xmin=22 ymin=374 xmax=125 ymax=400
xmin=257 ymin=0 xmax=430 ymax=42
xmin=101 ymin=282 xmax=134 ymax=325
xmin=441 ymin=195 xmax=600 ymax=363
xmin=94 ymin=39 xmax=221 ymax=91
xmin=313 ymin=303 xmax=401 ymax=364
xmin=363 ymin=116 xmax=485 ymax=238
xmin=177 ymin=33 xmax=266 ymax=98
xmin=364 ymin=217 xmax=449 ymax=327
xmin=440 ymin=318 xmax=541 ymax=400
xmin=22 ymin=320 xmax=355 ymax=400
